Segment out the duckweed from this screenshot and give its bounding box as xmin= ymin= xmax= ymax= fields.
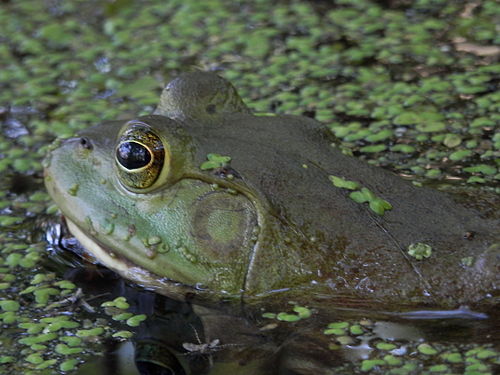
xmin=276 ymin=313 xmax=301 ymax=322
xmin=329 ymin=175 xmax=360 ymax=190
xmin=443 ymin=134 xmax=462 ymax=148
xmin=391 ymin=145 xmax=415 ymax=153
xmin=112 ymin=330 xmax=134 ymax=339
xmin=408 ymin=243 xmax=433 ymax=260
xmin=418 ymin=343 xmax=439 ymax=355
xmin=327 ymin=322 xmax=349 ymax=329
xmin=55 ymin=343 xmax=84 ymax=355
xmin=33 ymin=288 xmax=60 ymax=304
xmin=329 ymin=175 xmax=392 ymax=215
xmin=0 ymin=300 xmax=20 ymax=312
xmin=441 ymin=352 xmax=463 ymax=363
xmin=126 ymin=314 xmax=147 ymax=327
xmin=449 ymin=149 xmax=472 ymax=161
xmin=30 ymin=273 xmax=49 ymax=284
xmin=294 ymin=306 xmax=311 ymax=319
xmin=0 ymin=357 xmax=15 ymax=364
xmin=262 ymin=312 xmax=277 ymax=319
xmin=54 ymin=280 xmax=76 ymax=289
xmin=59 ymin=359 xmax=79 ymax=372
xmin=349 ymin=188 xmax=392 ymax=216
xmin=25 ymin=353 xmax=44 ymax=364
xmin=1 ymin=0 xmax=499 ymax=373
xmin=475 ymin=349 xmax=497 ymax=360
xmin=1 ymin=217 xmax=24 ymax=228
xmin=5 ymin=253 xmax=23 ymax=267
xmin=34 ymin=360 xmax=56 ymax=370
xmin=76 ymin=328 xmax=104 ymax=337
xmin=360 ymin=144 xmax=387 ymax=153
xmin=468 ymin=176 xmax=486 ymax=184
xmin=383 ymin=355 xmax=402 ymax=366
xmin=261 ymin=305 xmax=312 ymax=323
xmin=45 ymin=320 xmax=80 ymax=332
xmin=200 ymin=153 xmax=232 ymax=170
xmin=463 ymin=165 xmax=497 ymax=175
xmin=361 ymin=359 xmax=385 ymax=371
xmin=0 ymin=311 xmax=17 ymax=324
xmin=324 ymin=321 xmax=350 ymax=335
xmin=19 ymin=332 xmax=58 ymax=346
xmin=349 ymin=325 xmax=364 ymax=335
xmin=324 ymin=327 xmax=346 ymax=335
xmin=112 ymin=312 xmax=133 ymax=321
xmin=428 ymin=364 xmax=448 ymax=372
xmin=60 ymin=336 xmax=83 ymax=347
xmin=101 ymin=296 xmax=130 ymax=310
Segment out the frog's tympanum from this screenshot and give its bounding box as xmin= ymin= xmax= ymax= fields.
xmin=44 ymin=72 xmax=499 ymax=306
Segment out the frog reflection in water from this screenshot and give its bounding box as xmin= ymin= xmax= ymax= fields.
xmin=44 ymin=72 xmax=499 ymax=307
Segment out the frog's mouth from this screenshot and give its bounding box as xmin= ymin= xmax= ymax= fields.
xmin=64 ymin=218 xmax=215 ymax=301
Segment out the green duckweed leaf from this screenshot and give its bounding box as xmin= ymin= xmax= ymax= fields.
xmin=276 ymin=312 xmax=301 ymax=322
xmin=126 ymin=314 xmax=147 ymax=327
xmin=417 ymin=343 xmax=438 ymax=355
xmin=463 ymin=164 xmax=496 ymax=175
xmin=293 ymin=306 xmax=312 ymax=319
xmin=0 ymin=300 xmax=20 ymax=312
xmin=408 ymin=243 xmax=432 ymax=260
xmin=262 ymin=312 xmax=277 ymax=319
xmin=329 ymin=175 xmax=360 ymax=190
xmin=369 ymin=198 xmax=392 ymax=216
xmin=200 ymin=153 xmax=232 ymax=170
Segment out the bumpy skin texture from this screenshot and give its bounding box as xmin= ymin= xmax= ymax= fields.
xmin=44 ymin=72 xmax=499 ymax=306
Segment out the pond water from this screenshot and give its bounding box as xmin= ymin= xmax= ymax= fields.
xmin=1 ymin=0 xmax=499 ymax=374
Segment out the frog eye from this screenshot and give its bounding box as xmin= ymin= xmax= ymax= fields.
xmin=115 ymin=123 xmax=167 ymax=190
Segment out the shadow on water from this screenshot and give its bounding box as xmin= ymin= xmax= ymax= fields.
xmin=44 ymin=222 xmax=499 ymax=375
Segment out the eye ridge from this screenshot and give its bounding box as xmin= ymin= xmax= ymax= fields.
xmin=116 ymin=141 xmax=153 ymax=171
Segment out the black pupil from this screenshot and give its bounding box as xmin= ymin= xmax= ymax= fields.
xmin=116 ymin=142 xmax=151 ymax=169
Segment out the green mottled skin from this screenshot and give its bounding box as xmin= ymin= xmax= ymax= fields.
xmin=44 ymin=72 xmax=499 ymax=306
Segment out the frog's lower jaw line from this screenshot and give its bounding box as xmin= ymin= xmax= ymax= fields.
xmin=65 ymin=218 xmax=204 ymax=301
xmin=65 ymin=218 xmax=131 ymax=275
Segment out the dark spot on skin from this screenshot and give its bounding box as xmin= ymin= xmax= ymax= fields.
xmin=206 ymin=104 xmax=216 ymax=114
xmin=463 ymin=231 xmax=475 ymax=240
xmin=79 ymin=137 xmax=93 ymax=150
xmin=128 ymin=224 xmax=136 ymax=236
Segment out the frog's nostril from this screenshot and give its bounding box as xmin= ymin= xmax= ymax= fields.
xmin=79 ymin=137 xmax=93 ymax=150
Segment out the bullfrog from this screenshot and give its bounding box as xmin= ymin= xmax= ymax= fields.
xmin=44 ymin=72 xmax=499 ymax=307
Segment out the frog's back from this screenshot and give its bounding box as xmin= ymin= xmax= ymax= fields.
xmin=188 ymin=113 xmax=498 ymax=304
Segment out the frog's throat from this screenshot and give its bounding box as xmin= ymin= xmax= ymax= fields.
xmin=65 ymin=218 xmax=204 ymax=301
